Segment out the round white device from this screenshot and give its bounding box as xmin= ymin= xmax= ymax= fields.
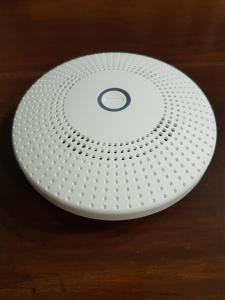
xmin=12 ymin=53 xmax=217 ymax=220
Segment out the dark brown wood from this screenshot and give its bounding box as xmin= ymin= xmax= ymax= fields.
xmin=0 ymin=0 xmax=225 ymax=299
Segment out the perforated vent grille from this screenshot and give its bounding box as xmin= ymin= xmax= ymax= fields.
xmin=12 ymin=53 xmax=216 ymax=220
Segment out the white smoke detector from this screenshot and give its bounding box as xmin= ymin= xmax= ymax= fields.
xmin=12 ymin=53 xmax=217 ymax=220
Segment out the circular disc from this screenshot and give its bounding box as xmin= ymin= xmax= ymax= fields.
xmin=12 ymin=53 xmax=217 ymax=220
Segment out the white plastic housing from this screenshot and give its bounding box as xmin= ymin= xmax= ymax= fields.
xmin=12 ymin=53 xmax=217 ymax=220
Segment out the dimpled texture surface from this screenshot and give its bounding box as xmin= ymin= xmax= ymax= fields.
xmin=12 ymin=53 xmax=217 ymax=220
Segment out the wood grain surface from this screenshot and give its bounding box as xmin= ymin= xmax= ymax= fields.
xmin=0 ymin=0 xmax=225 ymax=299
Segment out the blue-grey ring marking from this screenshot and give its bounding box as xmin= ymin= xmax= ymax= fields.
xmin=97 ymin=88 xmax=131 ymax=112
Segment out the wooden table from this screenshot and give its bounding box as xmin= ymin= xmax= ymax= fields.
xmin=0 ymin=1 xmax=224 ymax=299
